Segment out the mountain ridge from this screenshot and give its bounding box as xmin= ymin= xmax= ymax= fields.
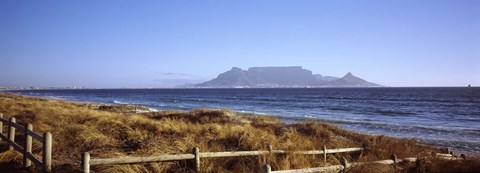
xmin=193 ymin=66 xmax=382 ymax=88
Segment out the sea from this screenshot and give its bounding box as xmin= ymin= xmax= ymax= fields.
xmin=4 ymin=87 xmax=480 ymax=154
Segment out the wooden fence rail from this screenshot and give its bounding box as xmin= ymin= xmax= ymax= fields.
xmin=81 ymin=146 xmax=364 ymax=173
xmin=263 ymin=150 xmax=467 ymax=173
xmin=0 ymin=113 xmax=52 ymax=172
xmin=263 ymin=164 xmax=345 ymax=173
xmin=263 ymin=156 xmax=409 ymax=173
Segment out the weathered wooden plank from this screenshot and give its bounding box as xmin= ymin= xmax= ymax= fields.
xmin=436 ymin=153 xmax=453 ymax=157
xmin=291 ymin=148 xmax=363 ymax=155
xmin=0 ymin=116 xmax=8 ymax=124
xmin=370 ymin=159 xmax=395 ymax=165
xmin=271 ymin=150 xmax=286 ymax=154
xmin=0 ymin=133 xmax=8 ymax=141
xmin=9 ymin=140 xmax=24 ymax=152
xmin=326 ymin=148 xmax=363 ymax=154
xmin=26 ymin=130 xmax=43 ymax=141
xmin=292 ymin=150 xmax=325 ymax=155
xmin=399 ymin=157 xmax=417 ymax=162
xmin=10 ymin=122 xmax=25 ymax=131
xmin=436 ymin=155 xmax=463 ymax=160
xmin=89 ymin=154 xmax=195 ymax=165
xmin=451 ymin=157 xmax=464 ymax=160
xmin=349 ymin=159 xmax=395 ymax=167
xmin=271 ymin=148 xmax=363 ymax=155
xmin=25 ymin=152 xmax=43 ymax=167
xmin=272 ymin=165 xmax=344 ymax=173
xmin=200 ymin=150 xmax=269 ymax=158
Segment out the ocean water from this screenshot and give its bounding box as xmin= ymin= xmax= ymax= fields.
xmin=5 ymin=88 xmax=480 ymax=154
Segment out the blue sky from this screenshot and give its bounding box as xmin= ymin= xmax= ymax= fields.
xmin=1 ymin=0 xmax=479 ymax=88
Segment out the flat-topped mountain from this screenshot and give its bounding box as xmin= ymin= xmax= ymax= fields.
xmin=194 ymin=66 xmax=382 ymax=88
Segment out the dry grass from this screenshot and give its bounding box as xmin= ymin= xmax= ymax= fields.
xmin=0 ymin=93 xmax=478 ymax=173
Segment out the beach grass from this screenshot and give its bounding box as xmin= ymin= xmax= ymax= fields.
xmin=0 ymin=93 xmax=478 ymax=173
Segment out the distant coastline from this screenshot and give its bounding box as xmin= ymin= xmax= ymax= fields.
xmin=3 ymin=86 xmax=480 ymax=91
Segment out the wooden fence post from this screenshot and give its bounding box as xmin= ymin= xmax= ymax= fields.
xmin=82 ymin=152 xmax=90 ymax=173
xmin=43 ymin=132 xmax=52 ymax=172
xmin=340 ymin=157 xmax=348 ymax=173
xmin=449 ymin=151 xmax=454 ymax=157
xmin=415 ymin=157 xmax=426 ymax=173
xmin=24 ymin=123 xmax=33 ymax=168
xmin=323 ymin=146 xmax=327 ymax=163
xmin=0 ymin=113 xmax=3 ymax=140
xmin=193 ymin=147 xmax=200 ymax=172
xmin=268 ymin=144 xmax=272 ymax=165
xmin=8 ymin=117 xmax=16 ymax=150
xmin=263 ymin=164 xmax=271 ymax=173
xmin=390 ymin=154 xmax=397 ymax=171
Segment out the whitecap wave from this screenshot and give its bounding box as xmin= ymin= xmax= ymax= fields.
xmin=148 ymin=108 xmax=159 ymax=112
xmin=113 ymin=100 xmax=128 ymax=104
xmin=303 ymin=115 xmax=317 ymax=119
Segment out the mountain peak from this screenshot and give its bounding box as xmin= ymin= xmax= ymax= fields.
xmin=231 ymin=67 xmax=242 ymax=71
xmin=344 ymin=72 xmax=354 ymax=78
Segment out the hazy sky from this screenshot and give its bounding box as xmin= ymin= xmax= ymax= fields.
xmin=1 ymin=0 xmax=479 ymax=88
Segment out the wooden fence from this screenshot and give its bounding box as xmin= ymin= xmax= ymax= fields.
xmin=0 ymin=113 xmax=52 ymax=172
xmin=0 ymin=112 xmax=466 ymax=173
xmin=81 ymin=146 xmax=364 ymax=173
xmin=263 ymin=150 xmax=467 ymax=173
xmin=82 ymin=144 xmax=467 ymax=173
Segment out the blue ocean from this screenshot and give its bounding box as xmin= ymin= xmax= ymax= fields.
xmin=5 ymin=88 xmax=480 ymax=154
